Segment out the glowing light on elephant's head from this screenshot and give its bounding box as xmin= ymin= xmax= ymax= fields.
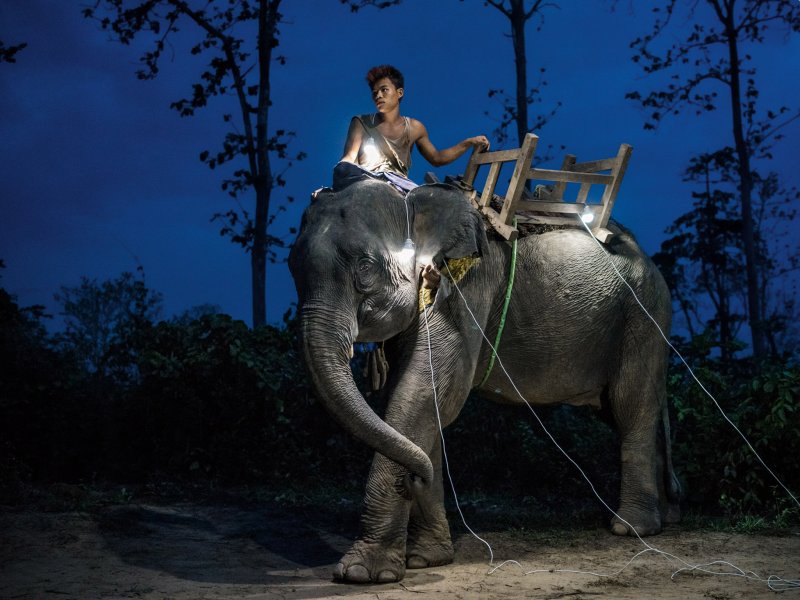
xmin=394 ymin=237 xmax=415 ymax=263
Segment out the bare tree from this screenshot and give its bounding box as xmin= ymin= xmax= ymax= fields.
xmin=483 ymin=0 xmax=560 ymax=146
xmin=84 ymin=0 xmax=299 ymax=328
xmin=626 ymin=0 xmax=800 ymax=359
xmin=84 ymin=0 xmax=400 ymax=327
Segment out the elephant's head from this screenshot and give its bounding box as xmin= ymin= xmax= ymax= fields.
xmin=289 ymin=179 xmax=487 ymax=483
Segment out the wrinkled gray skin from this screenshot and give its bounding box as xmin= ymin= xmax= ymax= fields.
xmin=289 ymin=180 xmax=680 ymax=584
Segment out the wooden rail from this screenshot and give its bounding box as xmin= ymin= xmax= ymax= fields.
xmin=452 ymin=133 xmax=632 ymax=243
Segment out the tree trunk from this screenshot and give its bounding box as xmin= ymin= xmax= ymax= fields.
xmin=510 ymin=0 xmax=528 ymax=147
xmin=251 ymin=0 xmax=280 ymax=329
xmin=723 ymin=5 xmax=766 ymax=359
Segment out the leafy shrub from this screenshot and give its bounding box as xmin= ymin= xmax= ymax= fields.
xmin=671 ymin=360 xmax=800 ymax=519
xmin=0 ymin=288 xmax=89 ymax=488
xmin=117 ymin=313 xmax=367 ymax=484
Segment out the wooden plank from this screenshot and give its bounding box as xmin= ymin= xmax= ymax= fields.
xmin=571 ymin=158 xmax=617 ymax=173
xmin=469 ymin=148 xmax=524 ymax=165
xmin=516 ymin=214 xmax=581 ymax=226
xmin=499 ymin=133 xmax=539 ymax=225
xmin=467 ymin=189 xmax=478 ymax=208
xmin=576 ymin=183 xmax=591 ymax=203
xmin=552 ymin=154 xmax=576 ymax=200
xmin=528 ymin=168 xmax=613 ymax=185
xmin=594 ymin=227 xmax=614 ymax=243
xmin=517 ymin=200 xmax=584 ymax=214
xmin=462 ymin=146 xmax=483 ymax=186
xmin=594 ymin=144 xmax=632 ymax=231
xmin=480 ymin=161 xmax=502 ymax=208
xmin=480 ymin=206 xmax=519 ymax=240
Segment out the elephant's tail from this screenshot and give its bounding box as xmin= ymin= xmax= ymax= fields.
xmin=662 ymin=399 xmax=682 ymax=521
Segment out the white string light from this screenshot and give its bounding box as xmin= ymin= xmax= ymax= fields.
xmin=421 ymin=306 xmax=495 ymax=565
xmin=398 ymin=186 xmax=415 ymax=260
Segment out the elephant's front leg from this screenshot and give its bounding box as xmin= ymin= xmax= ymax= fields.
xmin=406 ymin=436 xmax=454 ymax=569
xmin=334 ymin=388 xmax=443 ymax=583
xmin=333 ymin=452 xmax=415 ymax=583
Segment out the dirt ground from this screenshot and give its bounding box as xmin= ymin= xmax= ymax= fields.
xmin=1 ymin=493 xmax=798 ymax=600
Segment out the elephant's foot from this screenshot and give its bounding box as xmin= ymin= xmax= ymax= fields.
xmin=333 ymin=539 xmax=406 ymax=583
xmin=405 ymin=541 xmax=454 ymax=569
xmin=610 ymin=506 xmax=662 ymax=537
xmin=406 ymin=500 xmax=454 ymax=569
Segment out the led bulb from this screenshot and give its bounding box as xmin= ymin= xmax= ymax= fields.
xmin=581 ymin=208 xmax=595 ymax=224
xmin=398 ymin=238 xmax=415 ymax=260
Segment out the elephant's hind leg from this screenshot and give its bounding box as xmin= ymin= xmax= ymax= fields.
xmin=611 ymin=422 xmax=662 ymax=537
xmin=406 ymin=436 xmax=454 ymax=569
xmin=609 ymin=331 xmax=666 ymax=537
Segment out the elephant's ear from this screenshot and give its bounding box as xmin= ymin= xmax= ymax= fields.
xmin=408 ymin=184 xmax=488 ymax=264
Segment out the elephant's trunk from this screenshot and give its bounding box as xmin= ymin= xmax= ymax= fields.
xmin=300 ymin=304 xmax=433 ymax=485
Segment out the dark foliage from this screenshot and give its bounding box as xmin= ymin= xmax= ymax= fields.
xmin=668 ymin=348 xmax=800 ymax=519
xmin=0 ymin=272 xmax=372 ymax=494
xmin=445 ymin=398 xmax=619 ymax=507
xmin=1 ymin=268 xmax=797 ymax=523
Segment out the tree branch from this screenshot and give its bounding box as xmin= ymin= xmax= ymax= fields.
xmin=485 ymin=0 xmax=511 ymax=19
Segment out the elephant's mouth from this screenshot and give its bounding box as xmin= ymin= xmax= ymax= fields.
xmin=355 ymin=286 xmax=419 ymax=343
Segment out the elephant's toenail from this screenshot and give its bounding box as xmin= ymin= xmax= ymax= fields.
xmin=377 ymin=570 xmax=398 ymax=583
xmin=346 ymin=564 xmax=370 ymax=583
xmin=406 ymin=555 xmax=428 ymax=569
xmin=611 ymin=522 xmax=629 ymax=536
xmin=333 ymin=563 xmax=346 ymax=580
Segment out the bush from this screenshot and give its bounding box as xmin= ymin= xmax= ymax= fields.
xmin=117 ymin=313 xmax=369 ymax=484
xmin=671 ymin=360 xmax=800 ymax=519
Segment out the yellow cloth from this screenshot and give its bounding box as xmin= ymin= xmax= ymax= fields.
xmin=418 ymin=256 xmax=480 ymax=312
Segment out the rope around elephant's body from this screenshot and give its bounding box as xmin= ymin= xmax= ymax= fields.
xmin=477 ymin=218 xmax=518 ymax=388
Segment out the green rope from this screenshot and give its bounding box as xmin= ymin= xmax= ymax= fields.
xmin=478 ymin=226 xmax=518 ymax=388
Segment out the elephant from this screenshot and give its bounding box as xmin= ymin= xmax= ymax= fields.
xmin=288 ymin=178 xmax=680 ymax=584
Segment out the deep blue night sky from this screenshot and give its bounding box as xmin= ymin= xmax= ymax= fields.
xmin=1 ymin=0 xmax=798 ymax=328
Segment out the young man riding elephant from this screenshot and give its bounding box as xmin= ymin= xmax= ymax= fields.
xmin=336 ymin=64 xmax=489 ymax=193
xmin=335 ymin=64 xmax=490 ymax=290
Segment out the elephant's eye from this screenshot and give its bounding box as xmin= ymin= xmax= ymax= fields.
xmin=355 ymin=257 xmax=379 ymax=293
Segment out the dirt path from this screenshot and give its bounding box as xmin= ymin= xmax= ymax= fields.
xmin=1 ymin=499 xmax=798 ymax=599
